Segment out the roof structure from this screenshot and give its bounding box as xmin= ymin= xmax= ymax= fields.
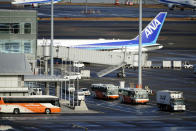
xmin=0 ymin=53 xmax=32 ymax=75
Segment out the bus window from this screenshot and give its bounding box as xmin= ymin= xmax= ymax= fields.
xmin=54 ymin=100 xmax=60 ymax=107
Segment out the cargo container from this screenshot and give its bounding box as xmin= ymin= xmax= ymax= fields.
xmin=162 ymin=61 xmax=171 ymax=68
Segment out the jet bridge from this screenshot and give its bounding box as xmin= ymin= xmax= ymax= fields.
xmin=36 ymin=46 xmax=147 ymax=77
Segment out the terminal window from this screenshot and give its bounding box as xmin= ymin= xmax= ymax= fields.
xmin=24 ymin=42 xmax=31 ymax=53
xmin=5 ymin=43 xmax=20 ymax=53
xmin=0 ymin=23 xmax=20 ymax=34
xmin=0 ymin=23 xmax=9 ymax=33
xmin=24 ymin=23 xmax=31 ymax=34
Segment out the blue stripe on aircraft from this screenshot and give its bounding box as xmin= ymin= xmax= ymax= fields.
xmin=160 ymin=0 xmax=192 ymax=7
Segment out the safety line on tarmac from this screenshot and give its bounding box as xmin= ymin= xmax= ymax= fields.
xmin=38 ymin=17 xmax=196 ymax=21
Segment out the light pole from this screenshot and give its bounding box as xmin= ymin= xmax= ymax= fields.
xmin=85 ymin=0 xmax=88 ymax=14
xmin=50 ymin=0 xmax=54 ymax=76
xmin=138 ymin=0 xmax=142 ymax=88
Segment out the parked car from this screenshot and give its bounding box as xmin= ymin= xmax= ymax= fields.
xmin=80 ymin=88 xmax=91 ymax=96
xmin=74 ymin=91 xmax=85 ymax=101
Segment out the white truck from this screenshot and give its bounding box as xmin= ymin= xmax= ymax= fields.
xmin=156 ymin=90 xmax=186 ymax=111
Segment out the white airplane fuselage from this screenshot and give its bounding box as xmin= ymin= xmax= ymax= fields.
xmin=159 ymin=0 xmax=196 ymax=10
xmin=12 ymin=0 xmax=60 ymax=5
xmin=37 ymin=39 xmax=163 ymax=52
xmin=37 ymin=12 xmax=167 ymax=52
xmin=38 ymin=12 xmax=167 ymax=53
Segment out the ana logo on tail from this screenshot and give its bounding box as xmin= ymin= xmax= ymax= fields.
xmin=145 ymin=18 xmax=161 ymax=38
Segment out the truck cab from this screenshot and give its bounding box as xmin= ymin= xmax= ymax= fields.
xmin=169 ymin=99 xmax=186 ymax=111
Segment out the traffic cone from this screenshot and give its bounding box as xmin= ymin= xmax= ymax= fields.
xmin=115 ymin=0 xmax=120 ymax=5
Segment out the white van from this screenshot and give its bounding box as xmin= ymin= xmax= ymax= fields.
xmin=75 ymin=91 xmax=85 ymax=101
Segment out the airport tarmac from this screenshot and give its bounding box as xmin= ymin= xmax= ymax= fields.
xmin=1 ymin=67 xmax=196 ymax=131
xmin=16 ymin=5 xmax=196 ymax=18
xmin=1 ymin=4 xmax=196 ymax=18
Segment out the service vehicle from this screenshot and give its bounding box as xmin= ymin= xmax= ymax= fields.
xmin=0 ymin=95 xmax=61 ymax=114
xmin=119 ymin=88 xmax=149 ymax=104
xmin=91 ymin=84 xmax=119 ymax=99
xmin=80 ymin=88 xmax=91 ymax=96
xmin=184 ymin=63 xmax=193 ymax=68
xmin=74 ymin=91 xmax=85 ymax=101
xmin=156 ymin=90 xmax=186 ymax=111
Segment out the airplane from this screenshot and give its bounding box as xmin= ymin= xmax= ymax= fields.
xmin=158 ymin=0 xmax=196 ymax=11
xmin=38 ymin=12 xmax=167 ymax=53
xmin=11 ymin=0 xmax=61 ymax=7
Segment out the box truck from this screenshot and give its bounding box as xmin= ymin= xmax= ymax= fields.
xmin=156 ymin=90 xmax=186 ymax=111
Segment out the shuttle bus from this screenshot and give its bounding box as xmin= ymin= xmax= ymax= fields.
xmin=0 ymin=95 xmax=61 ymax=114
xmin=119 ymin=88 xmax=149 ymax=104
xmin=90 ymin=84 xmax=119 ymax=99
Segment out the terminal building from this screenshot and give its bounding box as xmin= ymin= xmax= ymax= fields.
xmin=0 ymin=9 xmax=37 ymax=96
xmin=0 ymin=9 xmax=37 ymax=69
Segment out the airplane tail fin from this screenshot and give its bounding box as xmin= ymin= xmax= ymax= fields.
xmin=134 ymin=12 xmax=167 ymax=45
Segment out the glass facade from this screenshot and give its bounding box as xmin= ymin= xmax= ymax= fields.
xmin=0 ymin=10 xmax=37 ymax=58
xmin=0 ymin=40 xmax=32 ymax=54
xmin=0 ymin=23 xmax=20 ymax=34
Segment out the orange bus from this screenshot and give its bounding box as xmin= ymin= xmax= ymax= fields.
xmin=91 ymin=84 xmax=119 ymax=99
xmin=119 ymin=88 xmax=149 ymax=104
xmin=0 ymin=95 xmax=61 ymax=114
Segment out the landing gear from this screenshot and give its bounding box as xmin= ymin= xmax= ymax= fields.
xmin=117 ymin=67 xmax=126 ymax=78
